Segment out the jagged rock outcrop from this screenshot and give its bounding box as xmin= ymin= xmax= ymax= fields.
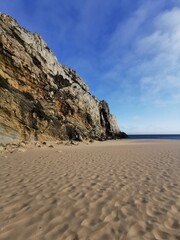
xmin=0 ymin=14 xmax=125 ymax=143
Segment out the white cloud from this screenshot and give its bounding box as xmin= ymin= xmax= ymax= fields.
xmin=102 ymin=6 xmax=180 ymax=106
xmin=137 ymin=7 xmax=180 ymax=102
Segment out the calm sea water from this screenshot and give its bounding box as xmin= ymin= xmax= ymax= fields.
xmin=128 ymin=134 xmax=180 ymax=140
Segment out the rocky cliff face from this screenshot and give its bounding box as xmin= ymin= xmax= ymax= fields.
xmin=0 ymin=14 xmax=125 ymax=143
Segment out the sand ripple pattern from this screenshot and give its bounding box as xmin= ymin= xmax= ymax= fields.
xmin=0 ymin=140 xmax=180 ymax=239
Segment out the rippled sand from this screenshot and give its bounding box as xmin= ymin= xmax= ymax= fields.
xmin=0 ymin=140 xmax=180 ymax=240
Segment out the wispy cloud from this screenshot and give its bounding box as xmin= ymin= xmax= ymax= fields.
xmin=137 ymin=7 xmax=180 ymax=104
xmin=100 ymin=5 xmax=180 ymax=107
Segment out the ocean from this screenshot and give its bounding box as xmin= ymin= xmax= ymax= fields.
xmin=128 ymin=134 xmax=180 ymax=140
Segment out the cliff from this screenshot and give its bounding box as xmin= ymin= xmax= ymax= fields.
xmin=0 ymin=14 xmax=126 ymax=143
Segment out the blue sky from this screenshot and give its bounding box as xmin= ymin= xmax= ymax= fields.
xmin=1 ymin=0 xmax=180 ymax=133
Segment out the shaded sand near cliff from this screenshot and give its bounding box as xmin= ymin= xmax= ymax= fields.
xmin=0 ymin=140 xmax=180 ymax=240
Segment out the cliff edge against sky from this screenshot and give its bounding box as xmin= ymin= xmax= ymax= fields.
xmin=0 ymin=14 xmax=126 ymax=143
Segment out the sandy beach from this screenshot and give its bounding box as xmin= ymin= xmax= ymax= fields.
xmin=0 ymin=140 xmax=180 ymax=240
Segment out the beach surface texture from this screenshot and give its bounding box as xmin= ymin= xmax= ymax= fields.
xmin=0 ymin=140 xmax=180 ymax=240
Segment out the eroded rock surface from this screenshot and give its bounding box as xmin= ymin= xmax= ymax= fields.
xmin=0 ymin=14 xmax=126 ymax=143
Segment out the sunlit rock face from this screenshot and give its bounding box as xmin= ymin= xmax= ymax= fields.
xmin=0 ymin=14 xmax=124 ymax=143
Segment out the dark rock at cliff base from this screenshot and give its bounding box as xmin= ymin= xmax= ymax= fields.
xmin=0 ymin=14 xmax=127 ymax=143
xmin=119 ymin=132 xmax=128 ymax=139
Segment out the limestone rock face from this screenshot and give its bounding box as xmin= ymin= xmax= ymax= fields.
xmin=0 ymin=14 xmax=125 ymax=143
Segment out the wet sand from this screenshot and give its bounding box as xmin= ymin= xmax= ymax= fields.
xmin=0 ymin=140 xmax=180 ymax=240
